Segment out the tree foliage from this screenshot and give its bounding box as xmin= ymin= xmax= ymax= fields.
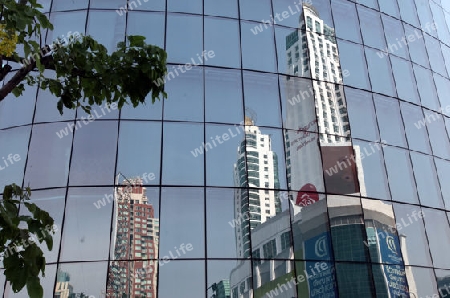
xmin=0 ymin=0 xmax=168 ymax=114
xmin=0 ymin=0 xmax=168 ymax=297
xmin=0 ymin=184 xmax=55 ymax=298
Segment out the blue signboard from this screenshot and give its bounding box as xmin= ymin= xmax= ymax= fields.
xmin=304 ymin=232 xmax=338 ymax=298
xmin=377 ymin=230 xmax=409 ymax=297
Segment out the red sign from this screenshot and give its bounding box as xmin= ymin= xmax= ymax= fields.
xmin=296 ymin=183 xmax=319 ymax=206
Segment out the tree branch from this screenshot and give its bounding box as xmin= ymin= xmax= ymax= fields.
xmin=0 ymin=55 xmax=52 ymax=102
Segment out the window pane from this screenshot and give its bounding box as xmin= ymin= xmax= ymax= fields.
xmin=422 ymin=208 xmax=450 ymax=268
xmin=413 ymin=64 xmax=440 ymax=111
xmin=410 ymin=152 xmax=444 ymax=208
xmin=400 ymin=102 xmax=432 ymax=154
xmin=205 ymin=68 xmax=244 ymax=125
xmin=373 ymin=94 xmax=407 ymax=148
xmin=365 ymin=47 xmax=396 ymax=97
xmin=379 ymin=0 xmax=400 ymax=18
xmin=163 ymin=66 xmax=204 ymax=122
xmin=205 ymin=17 xmax=240 ymax=68
xmin=404 ymin=24 xmax=430 ymax=68
xmin=345 ymin=87 xmax=379 ymax=142
xmin=0 ymin=126 xmax=30 ymax=187
xmin=422 ymin=110 xmax=450 ymax=159
xmin=393 ymin=204 xmax=432 ymax=267
xmin=390 ymin=56 xmax=420 ymax=104
xmin=358 ymin=7 xmax=385 ymax=50
xmin=434 ymin=157 xmax=450 ymax=210
xmin=398 ymin=0 xmax=420 ymax=27
xmin=159 ymin=188 xmax=204 ymax=258
xmin=117 ymin=121 xmax=161 ymax=185
xmin=353 ymin=140 xmax=390 ymax=200
xmin=126 ymin=11 xmax=165 ymax=48
xmin=0 ymin=83 xmax=36 ymax=129
xmin=24 ymin=123 xmax=72 ymax=188
xmin=331 ymin=0 xmax=361 ymax=43
xmin=239 ymin=0 xmax=272 ymax=22
xmin=205 ymin=0 xmax=238 ymax=18
xmin=69 ymin=121 xmax=118 ymax=186
xmin=383 ymin=146 xmax=419 ymax=204
xmin=243 ymin=72 xmax=281 ymax=127
xmin=167 ymin=0 xmax=202 ymax=14
xmin=166 ymin=14 xmax=202 ymax=64
xmin=56 ymin=262 xmax=108 ymax=296
xmin=424 ymin=34 xmax=448 ymax=77
xmin=162 ymin=122 xmax=204 ymax=185
xmin=205 ymin=124 xmax=246 ymax=187
xmin=60 ymin=188 xmax=114 ymax=262
xmin=241 ymin=21 xmax=277 ymax=72
xmin=381 ymin=14 xmax=409 ymax=59
xmin=86 ymin=11 xmax=126 ymax=52
xmin=337 ymin=40 xmax=370 ymax=90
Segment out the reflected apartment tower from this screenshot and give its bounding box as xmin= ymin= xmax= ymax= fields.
xmin=54 ymin=269 xmax=73 ymax=298
xmin=233 ymin=117 xmax=282 ymax=259
xmin=106 ymin=178 xmax=159 ymax=298
xmin=285 ymin=3 xmax=361 ymax=199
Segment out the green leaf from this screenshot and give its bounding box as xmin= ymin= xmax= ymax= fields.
xmin=128 ymin=35 xmax=146 ymax=47
xmin=26 ymin=276 xmax=43 ymax=298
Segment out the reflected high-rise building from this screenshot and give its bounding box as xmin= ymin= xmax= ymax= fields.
xmin=106 ymin=178 xmax=159 ymax=298
xmin=233 ymin=117 xmax=282 ymax=259
xmin=284 ymin=3 xmax=361 ymax=202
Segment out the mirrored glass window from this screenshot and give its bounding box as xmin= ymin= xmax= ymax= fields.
xmin=414 ymin=0 xmax=436 ymax=37
xmin=381 ymin=14 xmax=409 ymax=59
xmin=358 ymin=7 xmax=386 ymax=50
xmin=117 ymin=121 xmax=161 ymax=185
xmin=378 ymin=0 xmax=400 ymax=18
xmin=433 ymin=73 xmax=450 ymax=116
xmin=90 ymin=0 xmax=126 ymax=9
xmin=0 ymin=126 xmax=30 ymax=187
xmin=400 ymin=101 xmax=432 ymax=154
xmin=159 ymin=187 xmax=204 ymax=258
xmin=404 ymin=24 xmax=430 ymax=68
xmin=393 ymin=204 xmax=432 ymax=267
xmin=243 ymin=72 xmax=281 ymax=128
xmin=423 ymin=34 xmax=448 ymax=77
xmin=163 ymin=66 xmax=204 ymax=122
xmin=126 ymin=11 xmax=165 ymax=48
xmin=205 ymin=17 xmax=241 ymax=68
xmin=24 ymin=123 xmax=72 ymax=189
xmin=167 ymin=0 xmax=202 ymax=14
xmin=205 ymin=124 xmax=246 ymax=187
xmin=398 ymin=0 xmax=420 ymax=27
xmin=60 ymin=188 xmax=114 ymax=262
xmin=383 ymin=146 xmax=419 ymax=204
xmin=365 ymin=47 xmax=396 ymax=97
xmin=162 ymin=122 xmax=204 ymax=185
xmin=390 ymin=56 xmax=420 ymax=104
xmin=69 ymin=121 xmax=118 ymax=186
xmin=413 ymin=63 xmax=440 ymax=111
xmin=331 ymin=0 xmax=361 ymax=43
xmin=410 ymin=152 xmax=444 ymax=209
xmin=0 ymin=83 xmax=36 ymax=129
xmin=422 ymin=208 xmax=450 ymax=268
xmin=241 ymin=21 xmax=277 ymax=72
xmin=204 ymin=0 xmax=238 ymax=18
xmin=345 ymin=88 xmax=379 ymax=142
xmin=205 ymin=68 xmax=244 ymax=125
xmin=86 ymin=11 xmax=126 ymax=52
xmin=336 ymin=39 xmax=370 ymax=90
xmin=422 ymin=109 xmax=450 ymax=159
xmin=206 ymin=188 xmax=242 ymax=258
xmin=159 ymin=260 xmax=205 ymax=297
xmin=353 ymin=140 xmax=390 ymax=200
xmin=56 ymin=262 xmax=108 ymax=297
xmin=406 ymin=266 xmax=439 ymax=298
xmin=166 ymin=14 xmax=203 ymax=64
xmin=46 ymin=11 xmax=87 ymax=44
xmin=434 ymin=157 xmax=450 ymax=210
xmin=373 ymin=94 xmax=407 ymax=148
xmin=239 ymin=0 xmax=272 ymax=22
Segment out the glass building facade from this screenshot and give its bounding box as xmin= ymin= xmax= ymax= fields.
xmin=1 ymin=0 xmax=450 ymax=297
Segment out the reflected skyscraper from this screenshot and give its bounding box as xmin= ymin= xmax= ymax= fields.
xmin=233 ymin=117 xmax=282 ymax=259
xmin=106 ymin=178 xmax=159 ymax=298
